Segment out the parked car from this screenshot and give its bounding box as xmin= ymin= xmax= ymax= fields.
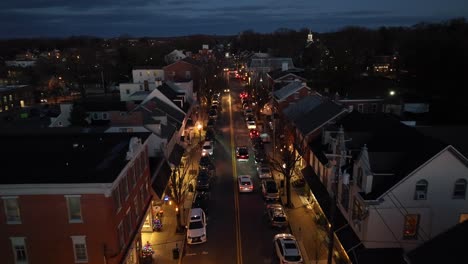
xmin=187 ymin=208 xmax=207 ymax=244
xmin=265 ymin=203 xmax=288 ymax=228
xmin=257 ymin=164 xmax=273 ymax=179
xmin=199 ymin=156 xmax=214 ymax=171
xmin=205 ymin=129 xmax=215 ymax=143
xmin=236 ymin=146 xmax=249 ymax=162
xmin=208 ymin=109 xmax=218 ymax=119
xmin=254 ymin=150 xmax=267 ymax=164
xmin=196 ymin=170 xmax=212 ymax=191
xmin=261 ymin=179 xmax=280 ymax=201
xmin=207 ymin=118 xmax=215 ymax=129
xmin=273 ymin=234 xmax=303 ymax=263
xmin=238 ymin=175 xmax=254 ymax=193
xmin=192 ymin=191 xmax=210 ymax=213
xmin=202 ymin=141 xmax=214 ymax=156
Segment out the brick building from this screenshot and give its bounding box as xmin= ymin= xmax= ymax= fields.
xmin=0 ymin=130 xmax=153 ymax=264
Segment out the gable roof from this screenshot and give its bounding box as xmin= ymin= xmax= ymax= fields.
xmin=283 ymin=95 xmax=323 ymax=121
xmin=267 ymin=68 xmax=306 ymax=81
xmin=416 ymin=125 xmax=468 ymax=159
xmin=273 ymin=81 xmax=309 ymax=102
xmin=0 ymin=130 xmax=151 ymax=184
xmin=406 ymin=220 xmax=468 ymax=264
xmin=335 ymin=112 xmax=448 ymax=200
xmin=293 ymin=100 xmax=348 ymax=136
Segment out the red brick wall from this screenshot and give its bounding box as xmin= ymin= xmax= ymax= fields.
xmin=164 ymin=61 xmax=201 ymax=92
xmin=0 ymin=147 xmax=152 ymax=264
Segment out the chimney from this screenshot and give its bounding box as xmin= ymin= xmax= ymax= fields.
xmin=282 ymin=62 xmax=288 ymax=71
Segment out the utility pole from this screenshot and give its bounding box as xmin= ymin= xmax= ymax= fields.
xmin=326 ymin=126 xmax=352 ymax=264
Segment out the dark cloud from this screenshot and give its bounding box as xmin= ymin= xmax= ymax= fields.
xmin=0 ymin=0 xmax=465 ymax=38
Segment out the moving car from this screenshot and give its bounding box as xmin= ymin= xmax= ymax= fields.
xmin=249 ymin=129 xmax=260 ymax=139
xmin=261 ymin=179 xmax=280 ymax=201
xmin=247 ymin=120 xmax=256 ymax=130
xmin=187 ymin=208 xmax=207 ymax=244
xmin=238 ymin=175 xmax=254 ymax=193
xmin=257 ymin=164 xmax=273 ymax=179
xmin=265 ymin=203 xmax=288 ymax=228
xmin=273 ymin=234 xmax=303 ymax=263
xmin=205 ymin=129 xmax=215 ymax=143
xmin=224 ymin=87 xmax=230 ymax=93
xmin=201 ymin=141 xmax=214 ymax=156
xmin=236 ymin=146 xmax=249 ymax=162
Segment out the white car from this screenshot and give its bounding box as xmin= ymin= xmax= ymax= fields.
xmin=238 ymin=175 xmax=253 ymax=193
xmin=202 ymin=141 xmax=214 ymax=156
xmin=273 ymin=234 xmax=303 ymax=263
xmin=257 ymin=165 xmax=273 ymax=179
xmin=247 ymin=120 xmax=256 ymax=130
xmin=187 ymin=208 xmax=207 ymax=244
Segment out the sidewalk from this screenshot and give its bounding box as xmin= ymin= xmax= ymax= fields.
xmin=264 ymin=143 xmax=331 ymax=263
xmin=141 ymin=201 xmax=185 ymax=264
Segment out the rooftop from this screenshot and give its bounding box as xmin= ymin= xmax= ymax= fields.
xmin=0 ymin=130 xmax=151 ymax=185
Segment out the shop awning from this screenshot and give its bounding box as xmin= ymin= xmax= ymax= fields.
xmin=168 ymin=143 xmax=185 ymax=167
xmin=301 ymin=165 xmax=347 ymax=230
xmin=151 ymin=160 xmax=172 ymax=199
xmin=335 ymin=224 xmax=362 ymax=253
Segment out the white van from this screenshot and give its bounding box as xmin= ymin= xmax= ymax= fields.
xmin=186 ymin=208 xmax=207 ymax=244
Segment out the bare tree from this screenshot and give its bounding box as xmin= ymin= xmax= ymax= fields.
xmin=167 ymin=145 xmax=199 ymax=232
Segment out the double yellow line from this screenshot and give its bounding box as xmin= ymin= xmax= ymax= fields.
xmin=228 ymin=94 xmax=243 ymax=264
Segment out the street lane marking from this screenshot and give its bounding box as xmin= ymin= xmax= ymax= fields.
xmin=229 ymin=93 xmax=243 ymax=264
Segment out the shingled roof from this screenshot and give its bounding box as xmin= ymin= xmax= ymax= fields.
xmin=267 ymin=68 xmax=306 ymax=81
xmin=283 ymin=95 xmax=323 ymax=121
xmin=273 ymin=81 xmax=309 ymax=102
xmin=293 ymin=100 xmax=348 ymax=136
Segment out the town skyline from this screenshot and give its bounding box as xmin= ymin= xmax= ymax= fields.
xmin=1 ymin=0 xmax=467 ymax=38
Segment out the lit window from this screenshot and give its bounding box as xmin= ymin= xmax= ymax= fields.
xmin=71 ymin=236 xmax=88 ymax=263
xmin=414 ymin=180 xmax=428 ymax=200
xmin=403 ymin=214 xmax=420 ymax=239
xmin=460 ymin=213 xmax=468 ymax=223
xmin=66 ymin=195 xmax=82 ymax=223
xmin=453 ymin=179 xmax=467 ymax=199
xmin=3 ymin=197 xmax=21 ymax=224
xmin=10 ymin=237 xmax=28 ymax=264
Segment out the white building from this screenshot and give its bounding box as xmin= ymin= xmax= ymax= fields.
xmin=164 ymin=50 xmax=187 ymax=65
xmin=305 ymin=112 xmax=468 ymax=257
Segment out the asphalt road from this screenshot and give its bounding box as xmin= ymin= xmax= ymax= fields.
xmin=183 ymin=79 xmax=289 ymax=264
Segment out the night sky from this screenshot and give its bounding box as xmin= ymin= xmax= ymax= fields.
xmin=1 ymin=0 xmax=467 ymax=38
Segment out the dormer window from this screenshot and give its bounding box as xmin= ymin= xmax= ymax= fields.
xmin=414 ymin=179 xmax=428 ymax=200
xmin=453 ymin=179 xmax=467 ymax=199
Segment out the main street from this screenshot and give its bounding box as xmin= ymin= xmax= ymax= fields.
xmin=183 ymin=78 xmax=290 ymax=264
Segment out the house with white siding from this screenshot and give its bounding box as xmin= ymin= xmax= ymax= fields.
xmin=303 ymin=111 xmax=468 ymax=263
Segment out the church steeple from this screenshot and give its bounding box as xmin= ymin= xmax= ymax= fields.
xmin=307 ymin=30 xmax=314 ymax=44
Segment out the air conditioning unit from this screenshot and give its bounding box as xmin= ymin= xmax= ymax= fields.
xmin=416 ymin=191 xmax=426 ymax=200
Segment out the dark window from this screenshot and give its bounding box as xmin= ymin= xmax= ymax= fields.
xmin=453 ymin=179 xmax=467 ymax=199
xmin=341 ymin=184 xmax=350 ymax=211
xmin=414 ymin=180 xmax=428 ymax=200
xmin=356 ymin=168 xmax=363 ymax=189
